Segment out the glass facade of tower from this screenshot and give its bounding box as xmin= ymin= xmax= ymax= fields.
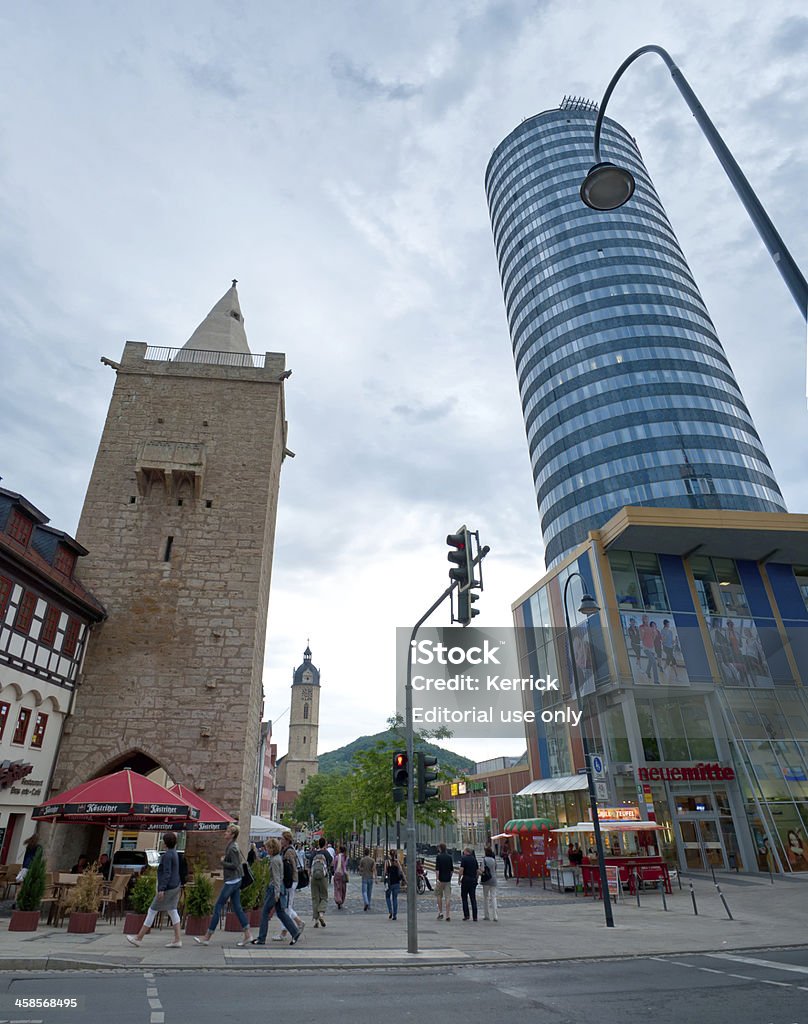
xmin=485 ymin=104 xmax=786 ymax=567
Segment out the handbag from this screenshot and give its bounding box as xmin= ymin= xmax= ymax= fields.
xmin=240 ymin=861 xmax=254 ymax=891
xmin=296 ymin=867 xmax=309 ymax=891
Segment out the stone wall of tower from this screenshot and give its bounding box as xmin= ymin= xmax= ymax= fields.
xmin=53 ymin=340 xmax=287 ymax=856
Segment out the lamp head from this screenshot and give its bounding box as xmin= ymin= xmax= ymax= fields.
xmin=580 ymin=161 xmax=635 ymax=211
xmin=578 ymin=593 xmax=600 ymax=616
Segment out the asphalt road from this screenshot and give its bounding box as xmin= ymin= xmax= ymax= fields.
xmin=0 ymin=946 xmax=806 ymax=1023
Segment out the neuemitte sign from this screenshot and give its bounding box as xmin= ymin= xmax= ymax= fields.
xmin=636 ymin=763 xmax=735 ymax=782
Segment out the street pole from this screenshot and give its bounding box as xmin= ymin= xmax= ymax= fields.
xmin=404 ymin=582 xmax=454 ymax=955
xmin=563 ymin=572 xmax=614 ymax=927
xmin=589 ymin=44 xmax=807 ymax=320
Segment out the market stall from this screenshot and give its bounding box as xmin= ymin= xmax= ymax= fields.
xmin=551 ymin=821 xmax=671 ymax=896
xmin=501 ymin=819 xmax=555 ymax=884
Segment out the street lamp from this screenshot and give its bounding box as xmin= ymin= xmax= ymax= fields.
xmin=562 ymin=571 xmax=614 ymax=928
xmin=580 ymin=44 xmax=807 ymax=321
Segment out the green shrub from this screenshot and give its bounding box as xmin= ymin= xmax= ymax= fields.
xmin=16 ymin=849 xmax=46 ymax=912
xmin=65 ymin=865 xmax=103 ymax=913
xmin=129 ymin=869 xmax=156 ymax=914
xmin=185 ymin=859 xmax=214 ymax=917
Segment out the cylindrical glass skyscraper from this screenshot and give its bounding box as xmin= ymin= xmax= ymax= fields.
xmin=486 ymin=100 xmax=786 ymax=567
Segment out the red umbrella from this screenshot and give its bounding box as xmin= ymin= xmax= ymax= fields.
xmin=32 ymin=769 xmax=201 ymax=827
xmin=165 ymin=783 xmax=234 ymax=832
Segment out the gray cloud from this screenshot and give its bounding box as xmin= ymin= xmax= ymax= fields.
xmin=175 ymin=57 xmax=245 ymax=100
xmin=329 ymin=53 xmax=422 ymax=101
xmin=391 ymin=398 xmax=457 ymax=423
xmin=769 ymin=15 xmax=808 ymax=55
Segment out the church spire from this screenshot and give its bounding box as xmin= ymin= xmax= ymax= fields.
xmin=181 ymin=281 xmax=250 ymax=356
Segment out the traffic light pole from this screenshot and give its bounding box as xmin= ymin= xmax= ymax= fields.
xmin=404 ymin=582 xmax=454 ymax=955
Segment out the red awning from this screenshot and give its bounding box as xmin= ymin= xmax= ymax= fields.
xmin=32 ymin=769 xmax=201 ymax=826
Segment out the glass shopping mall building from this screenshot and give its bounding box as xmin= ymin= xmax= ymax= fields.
xmin=511 ymin=506 xmax=808 ymax=874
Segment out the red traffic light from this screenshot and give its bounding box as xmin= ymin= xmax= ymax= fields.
xmin=393 ymin=750 xmax=409 ymax=789
xmin=394 ymin=753 xmax=406 ymax=768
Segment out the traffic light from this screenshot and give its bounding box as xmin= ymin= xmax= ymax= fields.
xmin=416 ymin=752 xmax=439 ymax=803
xmin=456 ymin=588 xmax=480 ymax=627
xmin=447 ymin=526 xmax=473 ymax=591
xmin=393 ymin=751 xmax=409 ymax=788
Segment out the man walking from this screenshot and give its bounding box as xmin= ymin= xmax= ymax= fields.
xmin=501 ymin=838 xmax=513 ymax=880
xmin=359 ymin=847 xmax=376 ymax=911
xmin=434 ymin=842 xmax=454 ymax=922
xmin=458 ymin=846 xmax=479 ymax=922
xmin=310 ymin=838 xmax=330 ymax=927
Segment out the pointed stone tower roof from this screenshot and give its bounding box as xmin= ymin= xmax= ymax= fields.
xmin=293 ymin=644 xmax=320 ymax=686
xmin=182 ymin=280 xmax=250 ymax=355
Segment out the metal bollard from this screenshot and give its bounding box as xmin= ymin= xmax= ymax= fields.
xmin=634 ymin=871 xmax=641 ymax=907
xmin=688 ymin=878 xmax=698 ymax=915
xmin=714 ymin=880 xmax=733 ymax=921
xmin=659 ymin=879 xmax=668 ymax=912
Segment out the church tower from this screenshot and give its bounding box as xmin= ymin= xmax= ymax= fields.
xmin=276 ymin=645 xmax=320 ymax=805
xmin=52 ymin=283 xmax=289 ymax=857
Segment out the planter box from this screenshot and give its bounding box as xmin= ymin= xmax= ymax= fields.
xmin=225 ymin=911 xmax=245 ymax=932
xmin=248 ymin=908 xmax=261 ymax=928
xmin=123 ymin=912 xmax=147 ymax=935
xmin=67 ymin=911 xmax=98 ymax=934
xmin=9 ymin=910 xmax=40 ymax=932
xmin=184 ymin=915 xmax=210 ymax=936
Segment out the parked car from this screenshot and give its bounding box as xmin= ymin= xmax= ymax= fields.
xmin=111 ymin=849 xmax=160 ymax=875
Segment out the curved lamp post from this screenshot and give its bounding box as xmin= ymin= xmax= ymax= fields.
xmin=580 ymin=44 xmax=807 ymax=321
xmin=562 ymin=572 xmax=614 ymax=927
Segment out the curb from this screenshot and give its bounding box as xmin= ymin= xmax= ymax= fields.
xmin=2 ymin=941 xmax=808 ymax=974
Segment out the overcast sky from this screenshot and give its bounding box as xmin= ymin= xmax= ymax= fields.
xmin=1 ymin=1 xmax=806 ymax=764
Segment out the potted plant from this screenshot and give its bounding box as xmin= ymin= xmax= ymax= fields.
xmin=184 ymin=860 xmax=213 ymax=936
xmin=239 ymin=859 xmax=268 ymax=928
xmin=65 ymin=866 xmax=104 ymax=934
xmin=123 ymin=869 xmax=156 ymax=934
xmin=9 ymin=850 xmax=46 ymax=931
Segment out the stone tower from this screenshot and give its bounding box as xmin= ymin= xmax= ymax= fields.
xmin=277 ymin=646 xmax=320 ymax=802
xmin=52 ymin=283 xmax=289 ymax=856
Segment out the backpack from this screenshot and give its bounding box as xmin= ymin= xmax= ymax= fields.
xmin=177 ymin=852 xmax=189 ymax=886
xmin=312 ymin=853 xmax=327 ymax=882
xmin=283 ymin=852 xmax=294 ymax=889
xmin=481 ymin=861 xmax=492 ymax=884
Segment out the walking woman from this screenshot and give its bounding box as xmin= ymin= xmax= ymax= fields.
xmin=333 ymin=845 xmax=348 ymax=909
xmin=384 ymin=851 xmax=403 ymax=920
xmin=251 ymin=838 xmax=301 ymax=945
xmin=194 ymin=824 xmax=252 ymax=947
xmin=126 ymin=832 xmax=183 ymax=948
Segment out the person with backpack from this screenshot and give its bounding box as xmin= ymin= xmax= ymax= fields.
xmin=310 ymin=838 xmax=330 ymax=927
xmin=251 ymin=838 xmax=302 ymax=946
xmin=458 ymin=846 xmax=479 ymax=922
xmin=384 ymin=851 xmax=403 ymax=920
xmin=479 ymin=845 xmax=498 ymax=922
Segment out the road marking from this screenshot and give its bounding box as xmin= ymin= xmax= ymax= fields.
xmin=727 ymin=974 xmax=755 ymax=981
xmin=697 ymin=968 xmax=725 ymax=975
xmin=648 ymin=958 xmax=695 ymax=968
xmin=147 ymin=987 xmax=159 ymax=997
xmin=706 ymin=953 xmax=808 ymax=977
xmin=757 ymin=980 xmax=792 ymax=987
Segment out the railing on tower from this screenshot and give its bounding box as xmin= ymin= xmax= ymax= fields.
xmin=144 ymin=346 xmax=266 ymax=368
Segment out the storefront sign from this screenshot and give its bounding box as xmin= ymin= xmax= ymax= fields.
xmin=636 ymin=763 xmax=735 ymax=783
xmin=0 ymin=760 xmax=33 ymax=789
xmin=588 ymin=806 xmax=641 ymax=821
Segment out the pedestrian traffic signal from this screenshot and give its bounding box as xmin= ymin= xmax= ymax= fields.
xmin=456 ymin=588 xmax=480 ymax=627
xmin=416 ymin=752 xmax=439 ymax=803
xmin=393 ymin=750 xmax=409 ymax=789
xmin=447 ymin=526 xmax=473 ymax=591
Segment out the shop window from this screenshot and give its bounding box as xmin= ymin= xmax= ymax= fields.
xmin=7 ymin=510 xmax=32 ymax=547
xmin=636 ymin=701 xmax=660 ymax=761
xmin=0 ymin=701 xmax=9 ymax=740
xmin=40 ymin=605 xmax=60 ymax=646
xmin=603 ymin=705 xmax=631 ymax=762
xmin=608 ymin=551 xmax=669 ymax=611
xmin=63 ymin=618 xmax=80 ymax=657
xmin=793 ymin=566 xmax=808 ymax=614
xmin=30 ymin=712 xmax=48 ymax=749
xmin=609 ymin=550 xmax=640 ymax=609
xmin=13 ymin=591 xmax=36 ymax=633
xmin=12 ymin=708 xmax=31 ymax=745
xmin=0 ymin=576 xmax=11 ymax=620
xmin=53 ymin=546 xmax=76 ymax=577
xmin=634 ymin=553 xmax=669 ymax=611
xmin=655 ymin=702 xmax=690 ymax=761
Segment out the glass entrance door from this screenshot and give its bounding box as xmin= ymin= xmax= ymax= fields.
xmin=678 ymin=817 xmax=728 ymax=870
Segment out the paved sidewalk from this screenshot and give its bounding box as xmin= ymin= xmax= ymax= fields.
xmin=0 ymin=872 xmax=806 ymax=971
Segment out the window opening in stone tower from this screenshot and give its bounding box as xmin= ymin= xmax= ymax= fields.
xmin=164 ymin=536 xmax=174 ymax=562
